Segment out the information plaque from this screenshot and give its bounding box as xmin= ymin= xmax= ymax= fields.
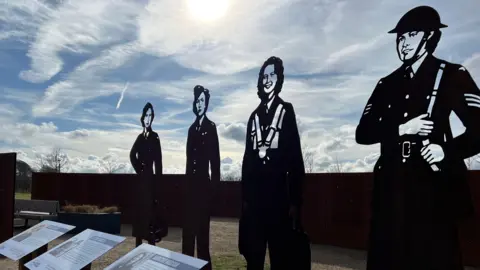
xmin=24 ymin=229 xmax=125 ymax=270
xmin=0 ymin=220 xmax=75 ymax=261
xmin=105 ymin=243 xmax=208 ymax=270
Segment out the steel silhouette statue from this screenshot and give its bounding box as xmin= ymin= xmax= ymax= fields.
xmin=356 ymin=6 xmax=480 ymax=270
xmin=182 ymin=85 xmax=220 ymax=270
xmin=130 ymin=102 xmax=166 ymax=247
xmin=239 ymin=56 xmax=306 ymax=269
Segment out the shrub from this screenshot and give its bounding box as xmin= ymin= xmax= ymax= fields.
xmin=99 ymin=206 xmax=118 ymax=214
xmin=62 ymin=204 xmax=119 ymax=214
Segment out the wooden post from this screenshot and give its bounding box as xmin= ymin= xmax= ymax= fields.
xmin=18 ymin=244 xmax=48 ymax=270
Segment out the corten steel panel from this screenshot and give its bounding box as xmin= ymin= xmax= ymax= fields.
xmin=459 ymin=172 xmax=480 ymax=267
xmin=211 ymin=181 xmax=242 ymax=218
xmin=0 ymin=152 xmax=16 ymax=243
xmin=302 ymin=174 xmax=330 ymax=244
xmin=159 ymin=175 xmax=185 ymax=227
xmin=31 ymin=172 xmax=480 ymax=267
xmin=327 ymin=173 xmax=372 ymax=249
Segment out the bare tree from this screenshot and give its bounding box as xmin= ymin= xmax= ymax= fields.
xmin=220 ymin=174 xmax=240 ymax=181
xmin=301 ymin=141 xmax=315 ymax=173
xmin=99 ymin=154 xmax=126 ymax=173
xmin=37 ymin=147 xmax=69 ymax=173
xmin=329 ymin=155 xmax=343 ymax=173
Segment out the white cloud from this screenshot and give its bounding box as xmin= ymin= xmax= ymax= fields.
xmin=19 ymin=0 xmax=141 ymax=83
xmin=463 ymin=53 xmax=480 ymax=81
xmin=1 ymin=0 xmax=480 ymax=175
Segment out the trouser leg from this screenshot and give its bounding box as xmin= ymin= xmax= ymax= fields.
xmin=267 ymin=216 xmax=289 ymax=270
xmin=197 ymin=212 xmax=211 ymax=270
xmin=244 ymin=219 xmax=267 ymax=270
xmin=246 ymin=249 xmax=267 ymax=270
xmin=182 ymin=222 xmax=196 ymax=256
xmin=182 ymin=202 xmax=196 ymax=256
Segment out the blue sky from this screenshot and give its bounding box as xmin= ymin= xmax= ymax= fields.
xmin=1 ymin=0 xmax=480 ymax=175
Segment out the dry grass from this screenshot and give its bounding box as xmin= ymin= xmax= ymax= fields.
xmin=62 ymin=204 xmax=119 ymax=214
xmin=14 ymin=193 xmax=31 ymax=200
xmin=1 ymin=219 xmax=479 ymax=270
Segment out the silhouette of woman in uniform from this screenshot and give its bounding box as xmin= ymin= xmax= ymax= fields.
xmin=240 ymin=56 xmax=305 ymax=270
xmin=182 ymin=85 xmax=220 ymax=270
xmin=130 ymin=102 xmax=163 ymax=247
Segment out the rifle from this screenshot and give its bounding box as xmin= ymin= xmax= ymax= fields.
xmin=422 ymin=62 xmax=446 ymax=172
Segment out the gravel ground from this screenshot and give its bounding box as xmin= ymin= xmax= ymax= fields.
xmin=1 ymin=218 xmax=478 ymax=270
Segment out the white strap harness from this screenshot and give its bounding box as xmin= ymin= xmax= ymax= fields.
xmin=251 ymin=103 xmax=286 ymax=159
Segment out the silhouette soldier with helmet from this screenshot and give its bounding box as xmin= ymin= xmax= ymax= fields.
xmin=356 ymin=5 xmax=480 ymax=270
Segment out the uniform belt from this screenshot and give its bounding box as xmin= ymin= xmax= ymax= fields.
xmin=399 ymin=140 xmax=423 ymax=158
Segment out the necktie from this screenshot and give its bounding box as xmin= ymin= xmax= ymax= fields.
xmin=405 ymin=66 xmax=414 ymax=79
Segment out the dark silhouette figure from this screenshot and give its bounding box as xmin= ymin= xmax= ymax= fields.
xmin=239 ymin=56 xmax=305 ymax=269
xmin=182 ymin=85 xmax=220 ymax=270
xmin=130 ymin=102 xmax=164 ymax=247
xmin=356 ymin=6 xmax=480 ymax=270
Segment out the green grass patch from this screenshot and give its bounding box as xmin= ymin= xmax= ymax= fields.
xmin=15 ymin=192 xmax=31 ymax=200
xmin=212 ymin=253 xmax=270 ymax=270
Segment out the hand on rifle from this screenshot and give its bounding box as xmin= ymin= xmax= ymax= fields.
xmin=421 ymin=143 xmax=445 ymax=164
xmin=399 ymin=114 xmax=434 ymax=136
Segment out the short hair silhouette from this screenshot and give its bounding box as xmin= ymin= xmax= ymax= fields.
xmin=140 ymin=102 xmax=155 ymax=128
xmin=257 ymin=56 xmax=285 ymax=99
xmin=192 ymin=85 xmax=211 ymax=116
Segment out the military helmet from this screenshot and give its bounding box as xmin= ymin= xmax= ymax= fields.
xmin=388 ymin=6 xmax=447 ymax=34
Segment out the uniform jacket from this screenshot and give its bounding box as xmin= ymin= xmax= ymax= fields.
xmin=356 ymin=54 xmax=480 ymax=219
xmin=356 ymin=54 xmax=480 ymax=269
xmin=130 ymin=131 xmax=163 ymax=176
xmin=185 ymin=116 xmax=221 ymax=182
xmin=129 ymin=130 xmax=163 ymax=239
xmin=241 ymin=96 xmax=305 ymax=210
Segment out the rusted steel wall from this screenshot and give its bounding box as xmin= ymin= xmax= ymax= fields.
xmin=0 ymin=153 xmax=16 ymax=243
xmin=31 ymin=172 xmax=480 ymax=266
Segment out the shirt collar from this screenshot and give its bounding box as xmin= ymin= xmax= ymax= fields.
xmin=405 ymin=52 xmax=429 ymax=78
xmin=195 ymin=115 xmax=205 ymax=131
xmin=264 ymin=95 xmax=277 ymax=114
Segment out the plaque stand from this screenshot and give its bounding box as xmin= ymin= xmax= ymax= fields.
xmin=18 ymin=244 xmax=48 ymax=270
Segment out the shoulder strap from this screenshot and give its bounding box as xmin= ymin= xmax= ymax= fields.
xmin=264 ymin=104 xmax=285 ymax=146
xmin=254 ymin=113 xmax=262 ymax=148
xmin=253 ymin=103 xmax=286 ymax=147
xmin=426 ymin=62 xmax=446 ymax=116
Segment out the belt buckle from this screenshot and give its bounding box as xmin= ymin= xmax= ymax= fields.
xmin=402 ymin=141 xmax=411 ymax=158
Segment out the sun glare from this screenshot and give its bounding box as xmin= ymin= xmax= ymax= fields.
xmin=186 ymin=0 xmax=229 ymax=22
